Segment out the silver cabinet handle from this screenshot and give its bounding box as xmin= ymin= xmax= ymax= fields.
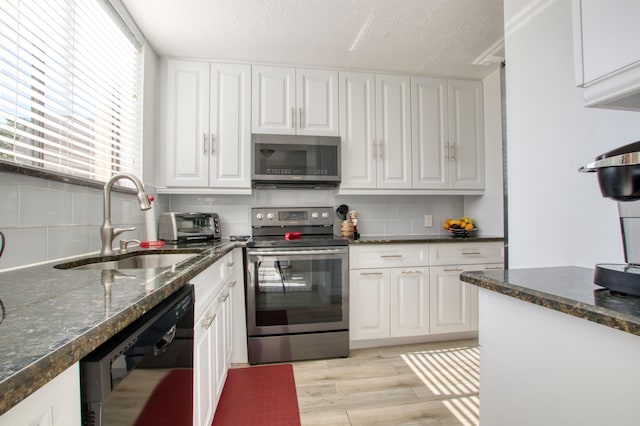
xmin=203 ymin=133 xmax=207 ymax=155
xmin=360 ymin=272 xmax=384 ymax=276
xmin=299 ymin=107 xmax=303 ymax=128
xmin=380 ymin=254 xmax=403 ymax=259
xmin=450 ymin=143 xmax=456 ymax=160
xmin=291 ymin=107 xmax=296 ymax=128
xmin=461 ymin=251 xmax=482 ymax=255
xmin=227 ymin=280 xmax=238 ymax=288
xmin=484 ymin=266 xmax=503 ymax=270
xmin=444 ymin=268 xmax=464 ymax=272
xmin=372 ymin=143 xmax=377 ymax=159
xmin=210 ymin=133 xmax=215 ymax=154
xmin=218 ymin=293 xmax=230 ymax=303
xmin=401 ymin=270 xmax=423 ymax=275
xmin=201 ymin=314 xmax=216 ymax=329
xmin=379 ymin=141 xmax=384 ymax=159
xmin=444 ymin=142 xmax=449 ymax=159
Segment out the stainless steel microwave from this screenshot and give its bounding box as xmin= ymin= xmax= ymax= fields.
xmin=251 ymin=134 xmax=341 ymax=188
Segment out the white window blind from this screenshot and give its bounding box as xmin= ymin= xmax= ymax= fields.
xmin=0 ymin=0 xmax=142 ymax=183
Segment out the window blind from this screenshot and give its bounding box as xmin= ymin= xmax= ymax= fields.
xmin=0 ymin=0 xmax=142 ymax=183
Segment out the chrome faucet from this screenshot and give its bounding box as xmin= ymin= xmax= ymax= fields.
xmin=100 ymin=173 xmax=152 ymax=256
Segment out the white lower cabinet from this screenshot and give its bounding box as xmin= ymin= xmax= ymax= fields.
xmin=390 ymin=267 xmax=430 ymax=337
xmin=0 ymin=364 xmax=80 ymax=426
xmin=350 ymin=266 xmax=430 ymax=341
xmin=192 ymin=250 xmax=236 ymax=426
xmin=429 ymin=265 xmax=474 ymax=334
xmin=350 ymin=268 xmax=391 ymax=340
xmin=349 ymin=242 xmax=503 ymax=347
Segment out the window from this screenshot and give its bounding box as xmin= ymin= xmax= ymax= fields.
xmin=0 ymin=0 xmax=143 ymax=183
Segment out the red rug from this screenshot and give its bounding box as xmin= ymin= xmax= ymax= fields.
xmin=134 ymin=369 xmax=193 ymax=426
xmin=134 ymin=364 xmax=300 ymax=426
xmin=212 ymin=364 xmax=301 ymax=426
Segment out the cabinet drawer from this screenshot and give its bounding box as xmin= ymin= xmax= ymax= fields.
xmin=430 ymin=242 xmax=503 ymax=266
xmin=350 ymin=244 xmax=429 ymax=269
xmin=193 ymin=258 xmax=225 ymax=318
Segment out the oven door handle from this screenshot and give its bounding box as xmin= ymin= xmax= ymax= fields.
xmin=248 ymin=248 xmax=348 ymax=257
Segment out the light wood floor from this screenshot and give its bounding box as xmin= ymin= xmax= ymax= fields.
xmin=101 ymin=338 xmax=479 ymax=425
xmin=291 ymin=338 xmax=480 ymax=426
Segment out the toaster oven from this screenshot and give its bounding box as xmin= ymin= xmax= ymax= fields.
xmin=158 ymin=212 xmax=220 ymax=243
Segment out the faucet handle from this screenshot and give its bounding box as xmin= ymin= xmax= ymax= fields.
xmin=120 ymin=239 xmax=141 ymax=252
xmin=113 ymin=226 xmax=136 ymax=238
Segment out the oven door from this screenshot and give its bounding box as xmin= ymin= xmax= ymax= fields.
xmin=246 ymin=246 xmax=348 ymax=336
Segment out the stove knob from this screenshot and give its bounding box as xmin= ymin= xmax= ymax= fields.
xmin=267 ymin=213 xmax=275 ymax=220
xmin=256 ymin=213 xmax=264 ymax=220
xmin=311 ymin=212 xmax=319 ymax=219
xmin=322 ymin=212 xmax=329 ymax=219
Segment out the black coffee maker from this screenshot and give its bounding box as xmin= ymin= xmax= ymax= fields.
xmin=580 ymin=141 xmax=640 ymax=296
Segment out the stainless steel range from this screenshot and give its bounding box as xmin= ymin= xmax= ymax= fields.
xmin=245 ymin=207 xmax=349 ymax=364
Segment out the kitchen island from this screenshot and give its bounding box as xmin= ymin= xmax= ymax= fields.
xmin=461 ymin=266 xmax=640 ymax=426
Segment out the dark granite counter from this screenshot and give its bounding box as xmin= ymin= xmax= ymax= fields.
xmin=0 ymin=240 xmax=239 ymax=416
xmin=460 ymin=266 xmax=640 ymax=337
xmin=347 ymin=234 xmax=504 ymax=244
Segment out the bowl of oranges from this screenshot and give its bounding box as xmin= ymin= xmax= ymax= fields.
xmin=443 ymin=217 xmax=477 ymax=238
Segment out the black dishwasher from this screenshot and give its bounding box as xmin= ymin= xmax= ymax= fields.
xmin=80 ymin=284 xmax=194 ymax=426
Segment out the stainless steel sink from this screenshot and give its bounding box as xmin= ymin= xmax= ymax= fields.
xmin=55 ymin=252 xmax=200 ymax=270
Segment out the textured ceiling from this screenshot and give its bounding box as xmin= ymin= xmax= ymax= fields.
xmin=122 ymin=0 xmax=504 ymax=79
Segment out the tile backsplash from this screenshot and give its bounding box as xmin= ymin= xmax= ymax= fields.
xmin=0 ymin=171 xmax=169 ymax=271
xmin=0 ymin=170 xmax=464 ymax=270
xmin=169 ymin=190 xmax=464 ymax=238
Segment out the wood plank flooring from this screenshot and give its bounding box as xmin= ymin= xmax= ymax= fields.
xmin=291 ymin=339 xmax=479 ymax=426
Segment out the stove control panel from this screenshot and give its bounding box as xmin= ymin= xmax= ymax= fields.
xmin=251 ymin=207 xmax=334 ymax=227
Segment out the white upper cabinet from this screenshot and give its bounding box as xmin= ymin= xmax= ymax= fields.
xmin=375 ymin=74 xmax=413 ymax=189
xmin=411 ymin=77 xmax=449 ymax=189
xmin=162 ymin=60 xmax=251 ymax=191
xmin=573 ymin=0 xmax=640 ymax=110
xmin=448 ymin=80 xmax=485 ymax=189
xmin=252 ymin=65 xmax=339 ymax=136
xmin=339 ymin=72 xmax=412 ymax=189
xmin=339 ymin=71 xmax=377 ymax=189
xmin=412 ymin=77 xmax=484 ymax=190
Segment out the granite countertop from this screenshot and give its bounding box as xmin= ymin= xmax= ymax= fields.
xmin=347 ymin=234 xmax=504 ymax=244
xmin=0 ymin=240 xmax=238 ymax=416
xmin=461 ymin=266 xmax=640 ymax=337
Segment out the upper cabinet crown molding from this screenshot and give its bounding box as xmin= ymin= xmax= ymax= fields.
xmin=252 ymin=65 xmax=339 ymax=136
xmin=573 ymin=0 xmax=640 ymax=110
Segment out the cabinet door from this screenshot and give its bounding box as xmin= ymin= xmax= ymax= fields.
xmin=194 ymin=304 xmax=215 ymax=426
xmin=429 ymin=265 xmax=472 ymax=334
xmin=411 ymin=77 xmax=450 ymax=189
xmin=297 ymin=68 xmax=339 ymax=136
xmin=165 ymin=60 xmax=210 ymax=187
xmin=339 ymin=71 xmax=377 ymax=189
xmin=448 ymin=80 xmax=484 ymax=190
xmin=0 ymin=364 xmax=80 ymax=426
xmin=375 ymin=74 xmax=412 ymax=189
xmin=579 ymin=0 xmax=640 ymax=84
xmin=209 ymin=63 xmax=251 ymax=188
xmin=349 ymin=269 xmax=390 ymax=340
xmin=212 ymin=296 xmax=226 ymax=403
xmin=251 ymin=65 xmax=295 ymax=134
xmin=390 ymin=267 xmax=430 ymax=337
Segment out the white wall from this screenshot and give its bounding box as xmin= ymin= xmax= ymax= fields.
xmin=465 ymin=68 xmax=504 ymax=236
xmin=504 ymin=0 xmax=640 ymax=268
